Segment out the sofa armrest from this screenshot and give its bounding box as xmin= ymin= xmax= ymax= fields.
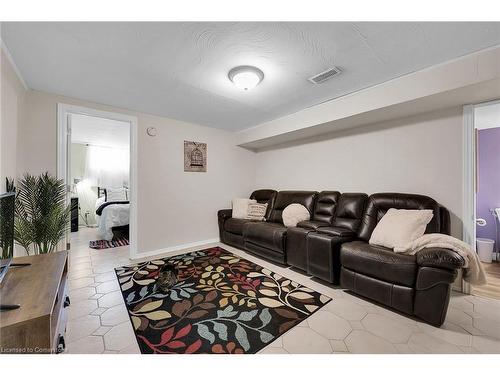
xmin=218 ymin=209 xmax=232 ymax=222
xmin=297 ymin=220 xmax=330 ymax=230
xmin=416 ymin=247 xmax=465 ymax=270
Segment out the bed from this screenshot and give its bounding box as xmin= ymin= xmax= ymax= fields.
xmin=95 ymin=187 xmax=130 ymax=241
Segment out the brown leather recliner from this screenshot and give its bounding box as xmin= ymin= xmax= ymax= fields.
xmin=340 ymin=193 xmax=464 ymax=326
xmin=243 ymin=191 xmax=317 ymax=264
xmin=217 ymin=189 xmax=277 ymax=249
xmin=306 ymin=193 xmax=368 ymax=284
xmin=286 ymin=191 xmax=341 ymax=271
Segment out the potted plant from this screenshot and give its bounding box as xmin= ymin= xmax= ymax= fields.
xmin=14 ymin=173 xmax=70 ymax=255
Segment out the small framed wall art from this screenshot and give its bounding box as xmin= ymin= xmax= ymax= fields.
xmin=184 ymin=141 xmax=207 ymax=172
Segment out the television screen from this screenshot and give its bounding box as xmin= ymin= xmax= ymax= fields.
xmin=0 ymin=192 xmax=15 ymax=283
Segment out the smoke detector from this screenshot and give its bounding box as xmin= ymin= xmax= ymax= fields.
xmin=308 ymin=66 xmax=342 ymax=84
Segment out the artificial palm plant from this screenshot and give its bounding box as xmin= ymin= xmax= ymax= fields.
xmin=14 ymin=173 xmax=70 ymax=255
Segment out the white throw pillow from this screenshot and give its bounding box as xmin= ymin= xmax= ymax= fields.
xmin=232 ymin=198 xmax=256 ymax=219
xmin=282 ymin=204 xmax=310 ymax=227
xmin=369 ymin=208 xmax=434 ymax=250
xmin=246 ymin=203 xmax=268 ymax=221
xmin=106 ymin=187 xmax=127 ymax=202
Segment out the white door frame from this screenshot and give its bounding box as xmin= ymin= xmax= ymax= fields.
xmin=462 ymin=104 xmax=475 ymax=295
xmin=57 ymin=103 xmax=139 ymax=259
xmin=462 ymin=99 xmax=500 ymax=294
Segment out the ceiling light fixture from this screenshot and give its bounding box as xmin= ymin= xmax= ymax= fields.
xmin=228 ymin=66 xmax=264 ymax=91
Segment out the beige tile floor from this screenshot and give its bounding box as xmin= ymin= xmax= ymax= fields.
xmin=66 ymin=228 xmax=500 ymax=354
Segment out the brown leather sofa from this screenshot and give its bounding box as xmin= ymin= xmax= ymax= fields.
xmin=217 ymin=190 xmax=465 ymax=326
xmin=287 ymin=191 xmax=341 ymax=271
xmin=217 ymin=189 xmax=277 ymax=249
xmin=243 ymin=191 xmax=317 ymax=264
xmin=306 ymin=193 xmax=368 ymax=284
xmin=340 ymin=193 xmax=464 ymax=326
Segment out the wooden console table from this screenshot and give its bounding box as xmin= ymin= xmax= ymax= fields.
xmin=0 ymin=251 xmax=69 ymax=354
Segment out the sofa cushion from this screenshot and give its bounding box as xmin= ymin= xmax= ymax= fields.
xmin=312 ymin=191 xmax=340 ymax=224
xmin=224 ymin=218 xmax=251 ymax=235
xmin=340 ymin=241 xmax=418 ymax=287
xmin=297 ymin=220 xmax=330 ymax=230
xmin=316 ymin=226 xmax=355 ymax=237
xmin=333 ymin=193 xmax=368 ymax=233
xmin=243 ymin=222 xmax=287 ymax=253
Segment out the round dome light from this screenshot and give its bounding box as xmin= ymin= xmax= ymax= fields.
xmin=228 ymin=66 xmax=264 ymax=91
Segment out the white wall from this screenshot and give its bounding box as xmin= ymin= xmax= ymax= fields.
xmin=1 ymin=48 xmax=26 ymax=192
xmin=254 ymin=107 xmax=464 ymax=237
xmin=17 ymin=90 xmax=257 ymax=255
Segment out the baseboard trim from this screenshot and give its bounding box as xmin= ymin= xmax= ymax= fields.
xmin=130 ymin=238 xmax=220 ymax=260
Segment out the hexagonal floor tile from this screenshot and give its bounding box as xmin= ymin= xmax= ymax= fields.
xmin=282 ymin=327 xmax=333 ymax=354
xmin=417 ymin=321 xmax=472 ymax=347
xmin=325 ymin=297 xmax=368 ymax=321
xmin=96 ymin=280 xmax=120 ymax=294
xmin=70 ymin=287 xmax=96 ymax=301
xmin=473 ymin=316 xmax=500 ymax=340
xmin=101 ymin=304 xmax=130 ymax=326
xmin=95 ymin=271 xmax=118 ymax=283
xmin=93 ymin=326 xmax=113 ymax=336
xmin=471 ymin=335 xmax=500 ymax=353
xmin=307 ymin=310 xmax=352 ymax=340
xmin=66 ymin=335 xmax=104 ymax=354
xmin=345 ymin=330 xmax=397 ymax=353
xmin=103 ymin=321 xmax=137 ymax=351
xmin=446 ymin=307 xmax=474 ymax=328
xmin=407 ymin=333 xmax=463 ymax=354
xmin=69 ymin=277 xmax=94 ymax=290
xmin=98 ymin=290 xmax=125 ymax=308
xmin=66 ymin=315 xmax=101 ymax=343
xmin=361 ymin=313 xmax=412 ymax=343
xmin=259 ymin=347 xmax=288 ymax=354
xmin=68 ymin=299 xmax=98 ymax=320
xmin=119 ymin=344 xmax=141 ymax=354
xmin=329 ymin=339 xmax=349 ymax=352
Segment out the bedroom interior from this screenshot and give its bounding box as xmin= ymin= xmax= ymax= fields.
xmin=1 ymin=8 xmax=500 ymax=368
xmin=69 ymin=113 xmax=131 ymax=251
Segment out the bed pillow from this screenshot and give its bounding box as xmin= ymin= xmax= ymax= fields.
xmin=106 ymin=187 xmax=127 ymax=202
xmin=232 ymin=198 xmax=256 ymax=219
xmin=282 ymin=204 xmax=310 ymax=227
xmin=246 ymin=203 xmax=268 ymax=221
xmin=369 ymin=208 xmax=434 ymax=250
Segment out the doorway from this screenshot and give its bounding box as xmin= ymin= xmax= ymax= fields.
xmin=463 ymin=100 xmax=500 ymax=299
xmin=57 ymin=104 xmax=138 ymax=259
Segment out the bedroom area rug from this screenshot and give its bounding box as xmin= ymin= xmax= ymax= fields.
xmin=89 ymin=238 xmax=130 ymax=249
xmin=114 ymin=247 xmax=331 ymax=354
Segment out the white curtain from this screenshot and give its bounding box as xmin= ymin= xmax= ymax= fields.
xmin=84 ymin=145 xmax=130 ymax=188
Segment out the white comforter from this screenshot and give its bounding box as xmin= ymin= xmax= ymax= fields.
xmin=95 ymin=198 xmax=130 ymax=241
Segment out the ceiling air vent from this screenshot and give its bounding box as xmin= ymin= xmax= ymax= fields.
xmin=308 ymin=66 xmax=342 ymax=84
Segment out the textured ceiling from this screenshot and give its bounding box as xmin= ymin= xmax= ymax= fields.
xmin=71 ymin=114 xmax=130 ymax=149
xmin=2 ymin=22 xmax=500 ymax=131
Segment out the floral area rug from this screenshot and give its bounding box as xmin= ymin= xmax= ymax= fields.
xmin=115 ymin=247 xmax=331 ymax=354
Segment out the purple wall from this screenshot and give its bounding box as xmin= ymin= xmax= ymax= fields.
xmin=476 ymin=127 xmax=500 ymax=241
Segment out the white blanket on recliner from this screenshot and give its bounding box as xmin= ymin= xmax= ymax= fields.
xmin=394 ymin=233 xmax=487 ymax=285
